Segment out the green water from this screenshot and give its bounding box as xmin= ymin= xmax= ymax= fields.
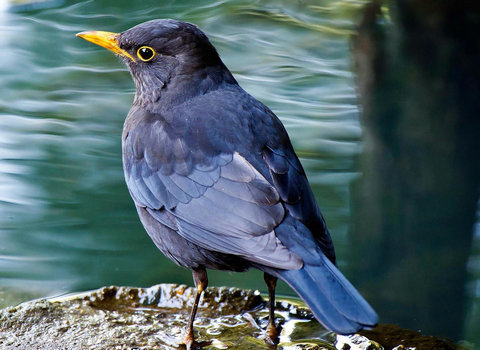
xmin=0 ymin=0 xmax=478 ymax=346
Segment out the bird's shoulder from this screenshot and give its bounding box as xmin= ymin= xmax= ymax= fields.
xmin=123 ymin=84 xmax=290 ymax=166
xmin=121 ymin=88 xmax=286 ymax=209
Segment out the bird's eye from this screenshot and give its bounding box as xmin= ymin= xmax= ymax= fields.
xmin=137 ymin=46 xmax=155 ymax=62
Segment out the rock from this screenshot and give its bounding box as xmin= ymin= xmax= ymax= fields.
xmin=0 ymin=284 xmax=335 ymax=349
xmin=0 ymin=284 xmax=461 ymax=349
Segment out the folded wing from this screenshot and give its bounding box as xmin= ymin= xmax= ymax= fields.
xmin=123 ymin=114 xmax=303 ymax=269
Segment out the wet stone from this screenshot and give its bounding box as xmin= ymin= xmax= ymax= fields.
xmin=0 ymin=284 xmax=461 ymax=350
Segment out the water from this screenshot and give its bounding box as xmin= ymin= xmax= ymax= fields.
xmin=0 ymin=0 xmax=478 ymax=346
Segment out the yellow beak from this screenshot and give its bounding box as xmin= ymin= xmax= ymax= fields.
xmin=76 ymin=31 xmax=136 ymax=62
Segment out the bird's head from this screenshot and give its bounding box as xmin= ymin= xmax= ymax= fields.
xmin=77 ymin=19 xmax=235 ymax=107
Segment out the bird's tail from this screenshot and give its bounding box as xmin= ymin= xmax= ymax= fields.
xmin=273 ymin=255 xmax=378 ymax=334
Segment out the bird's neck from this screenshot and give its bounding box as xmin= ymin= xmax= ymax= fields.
xmin=133 ymin=63 xmax=237 ymax=112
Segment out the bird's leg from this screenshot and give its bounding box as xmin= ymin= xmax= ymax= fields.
xmin=264 ymin=272 xmax=279 ymax=345
xmin=183 ymin=269 xmax=208 ymax=349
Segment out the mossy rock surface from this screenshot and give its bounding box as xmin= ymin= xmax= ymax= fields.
xmin=0 ymin=284 xmax=461 ymax=350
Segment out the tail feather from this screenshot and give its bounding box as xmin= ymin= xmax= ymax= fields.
xmin=274 ymin=256 xmax=378 ymax=334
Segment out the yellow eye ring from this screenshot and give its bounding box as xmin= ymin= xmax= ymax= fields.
xmin=137 ymin=46 xmax=155 ymax=62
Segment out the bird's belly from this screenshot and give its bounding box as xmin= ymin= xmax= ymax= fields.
xmin=136 ymin=206 xmax=250 ymax=272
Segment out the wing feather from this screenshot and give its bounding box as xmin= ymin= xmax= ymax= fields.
xmin=124 ymin=117 xmax=302 ymax=268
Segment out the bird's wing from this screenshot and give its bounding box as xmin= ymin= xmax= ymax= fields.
xmin=123 ymin=112 xmax=302 ymax=269
xmin=262 ymin=145 xmax=336 ymax=262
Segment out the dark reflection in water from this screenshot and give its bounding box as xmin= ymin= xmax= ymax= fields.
xmin=350 ymin=0 xmax=480 ymax=343
xmin=0 ymin=0 xmax=478 ymax=346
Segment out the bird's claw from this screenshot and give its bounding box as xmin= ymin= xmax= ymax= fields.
xmin=182 ymin=330 xmax=194 ymax=350
xmin=180 ymin=339 xmax=211 ymax=350
xmin=264 ymin=324 xmax=279 ymax=346
xmin=181 ymin=330 xmax=211 ymax=350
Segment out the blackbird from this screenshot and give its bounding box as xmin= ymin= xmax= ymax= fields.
xmin=77 ymin=19 xmax=377 ymax=347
